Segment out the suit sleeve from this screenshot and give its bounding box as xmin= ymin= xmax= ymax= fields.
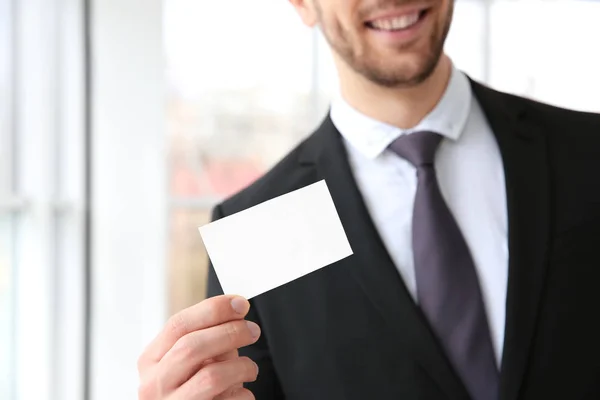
xmin=206 ymin=204 xmax=286 ymax=400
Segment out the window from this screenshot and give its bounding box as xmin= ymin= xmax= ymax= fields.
xmin=0 ymin=0 xmax=16 ymax=396
xmin=0 ymin=0 xmax=87 ymax=399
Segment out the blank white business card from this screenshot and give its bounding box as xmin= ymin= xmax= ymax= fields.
xmin=198 ymin=180 xmax=353 ymax=299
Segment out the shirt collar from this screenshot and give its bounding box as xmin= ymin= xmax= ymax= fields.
xmin=330 ymin=64 xmax=473 ymax=160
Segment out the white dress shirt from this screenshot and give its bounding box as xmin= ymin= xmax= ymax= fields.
xmin=330 ymin=65 xmax=508 ymax=365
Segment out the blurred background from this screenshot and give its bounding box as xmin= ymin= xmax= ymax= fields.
xmin=1 ymin=0 xmax=599 ymax=399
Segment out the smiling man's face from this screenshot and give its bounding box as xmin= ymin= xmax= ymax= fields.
xmin=293 ymin=0 xmax=454 ymax=88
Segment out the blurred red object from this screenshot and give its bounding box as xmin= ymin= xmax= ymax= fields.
xmin=172 ymin=159 xmax=263 ymax=199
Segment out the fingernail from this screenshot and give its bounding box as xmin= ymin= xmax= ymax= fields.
xmin=246 ymin=321 xmax=261 ymax=339
xmin=231 ymin=297 xmax=248 ymax=314
xmin=254 ymin=361 xmax=259 ymax=375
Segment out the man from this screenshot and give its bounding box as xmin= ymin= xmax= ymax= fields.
xmin=137 ymin=0 xmax=600 ymax=399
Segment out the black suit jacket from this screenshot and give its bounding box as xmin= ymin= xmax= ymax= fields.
xmin=206 ymin=79 xmax=600 ymax=400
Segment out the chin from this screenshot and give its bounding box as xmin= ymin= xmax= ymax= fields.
xmin=367 ymin=54 xmax=439 ymax=87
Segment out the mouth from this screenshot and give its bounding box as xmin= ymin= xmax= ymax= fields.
xmin=365 ymin=8 xmax=430 ymax=32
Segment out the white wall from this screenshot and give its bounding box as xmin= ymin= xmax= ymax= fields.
xmin=91 ymin=0 xmax=167 ymax=399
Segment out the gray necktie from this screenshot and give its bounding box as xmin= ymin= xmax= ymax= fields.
xmin=389 ymin=131 xmax=499 ymax=400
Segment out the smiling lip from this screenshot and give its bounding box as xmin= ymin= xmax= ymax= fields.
xmin=364 ymin=6 xmax=431 ymax=44
xmin=365 ymin=4 xmax=431 ymax=25
xmin=369 ymin=11 xmax=422 ymax=31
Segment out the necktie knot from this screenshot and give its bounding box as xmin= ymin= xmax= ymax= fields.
xmin=389 ymin=131 xmax=443 ymax=168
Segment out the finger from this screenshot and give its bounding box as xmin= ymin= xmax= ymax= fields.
xmin=139 ymin=295 xmax=250 ymax=370
xmin=198 ymin=350 xmax=243 ymax=395
xmin=153 ymin=350 xmax=239 ymax=396
xmin=137 ymin=351 xmax=240 ymax=399
xmin=216 ymin=350 xmax=238 ymax=361
xmin=214 ymin=388 xmax=255 ymax=400
xmin=198 ymin=349 xmax=238 ymax=369
xmin=176 ymin=357 xmax=258 ymax=400
xmin=223 ymin=383 xmax=244 ymax=396
xmin=158 ymin=320 xmax=260 ymax=390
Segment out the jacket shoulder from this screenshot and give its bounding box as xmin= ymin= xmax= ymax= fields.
xmin=488 ymin=85 xmax=600 ymax=137
xmin=472 ymin=78 xmax=600 ymax=133
xmin=521 ymin=96 xmax=600 ymax=129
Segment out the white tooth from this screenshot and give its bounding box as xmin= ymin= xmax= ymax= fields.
xmin=373 ymin=12 xmax=420 ymax=31
xmin=395 ymin=13 xmax=419 ymax=29
xmin=376 ymin=20 xmax=391 ymax=30
xmin=393 ymin=16 xmax=408 ymax=29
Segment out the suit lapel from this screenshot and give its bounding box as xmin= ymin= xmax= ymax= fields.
xmin=299 ymin=116 xmax=470 ymax=399
xmin=471 ymin=80 xmax=552 ymax=400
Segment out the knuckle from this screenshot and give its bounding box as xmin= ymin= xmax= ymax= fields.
xmin=204 ymin=302 xmax=221 ymax=324
xmin=137 ymin=345 xmax=157 ymax=375
xmin=167 ymin=313 xmax=188 ymax=339
xmin=224 ymin=321 xmax=243 ymax=345
xmin=172 ymin=334 xmax=196 ymax=359
xmin=136 ymin=351 xmax=156 ymax=377
xmin=195 ymin=367 xmax=223 ymax=395
xmin=137 ymin=377 xmax=157 ymax=400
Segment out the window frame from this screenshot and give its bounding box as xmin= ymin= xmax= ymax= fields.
xmin=0 ymin=0 xmax=18 ymax=398
xmin=1 ymin=0 xmax=88 ymax=399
